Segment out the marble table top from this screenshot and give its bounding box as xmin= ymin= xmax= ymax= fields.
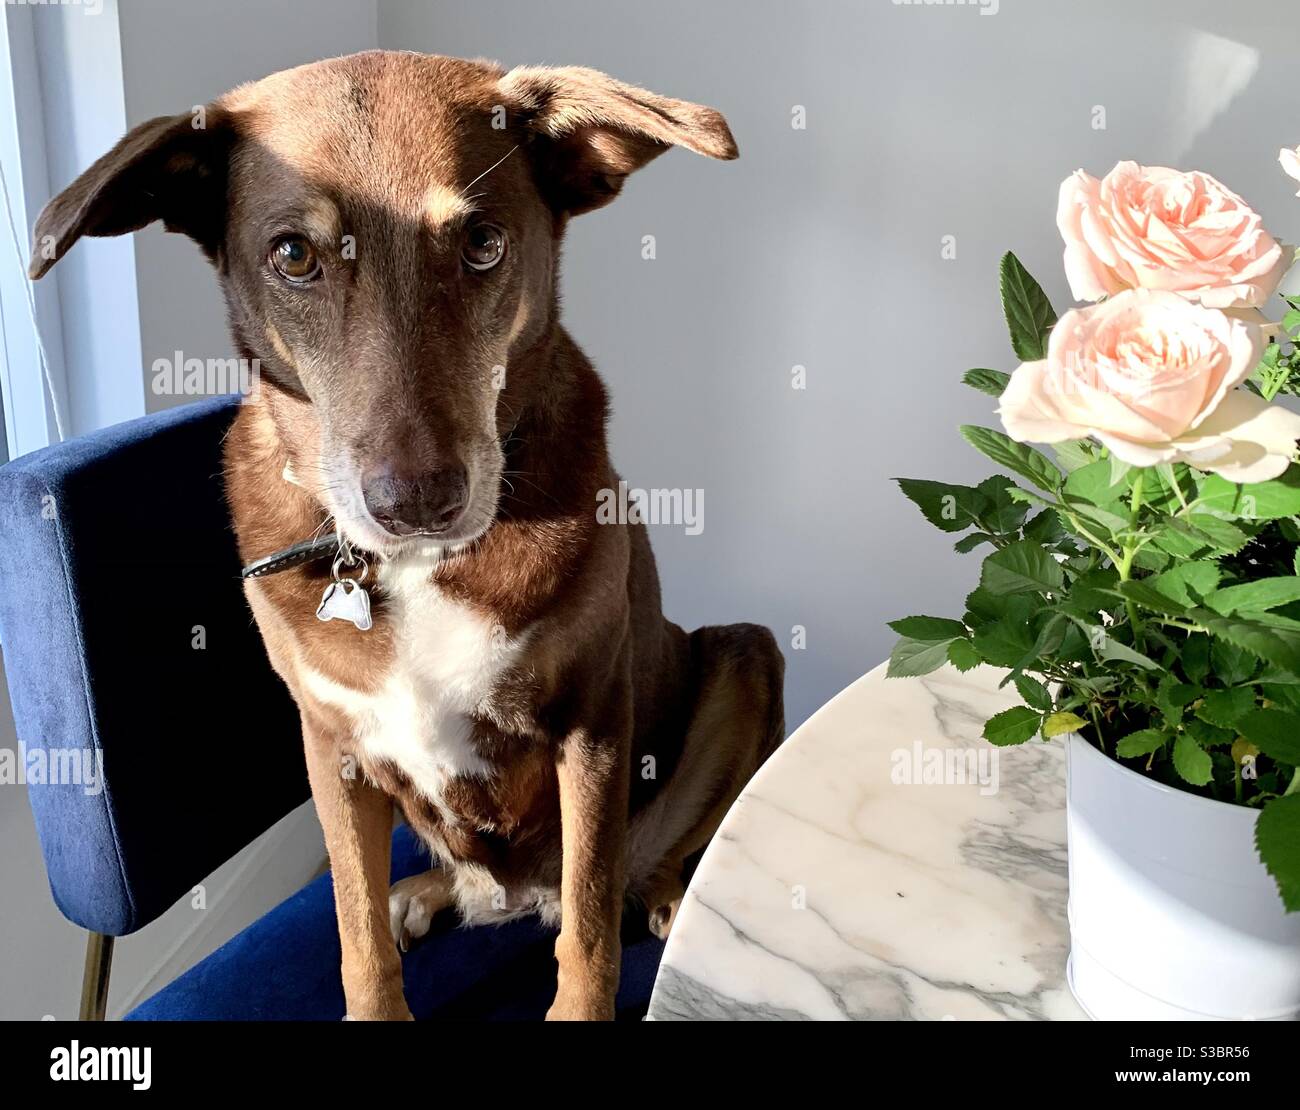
xmin=646 ymin=663 xmax=1087 ymax=1020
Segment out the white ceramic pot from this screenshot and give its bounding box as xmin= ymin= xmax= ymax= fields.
xmin=1066 ymin=733 xmax=1300 ymax=1020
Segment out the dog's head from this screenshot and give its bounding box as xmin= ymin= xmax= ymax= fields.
xmin=30 ymin=51 xmax=736 ymax=554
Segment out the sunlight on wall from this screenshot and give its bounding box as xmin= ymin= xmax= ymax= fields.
xmin=1166 ymin=30 xmax=1259 ymax=164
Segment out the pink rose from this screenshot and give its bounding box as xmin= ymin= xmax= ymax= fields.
xmin=1281 ymin=146 xmax=1300 ymax=197
xmin=1057 ymin=161 xmax=1287 ymax=309
xmin=998 ymin=289 xmax=1300 ymax=483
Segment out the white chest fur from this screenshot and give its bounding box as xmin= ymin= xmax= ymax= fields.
xmin=299 ymin=548 xmax=527 ymax=819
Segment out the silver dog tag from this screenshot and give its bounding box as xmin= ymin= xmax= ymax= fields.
xmin=316 ymin=579 xmax=373 ymax=631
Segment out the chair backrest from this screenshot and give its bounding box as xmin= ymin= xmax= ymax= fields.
xmin=0 ymin=396 xmax=305 ymax=935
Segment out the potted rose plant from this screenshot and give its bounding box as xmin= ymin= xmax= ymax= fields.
xmin=889 ymin=159 xmax=1300 ymax=1020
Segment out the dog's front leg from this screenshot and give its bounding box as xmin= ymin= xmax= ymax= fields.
xmin=548 ymin=724 xmax=631 ymax=1021
xmin=302 ymin=712 xmax=411 ymax=1021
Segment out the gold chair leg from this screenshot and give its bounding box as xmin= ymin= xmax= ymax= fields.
xmin=79 ymin=932 xmax=114 ymax=1021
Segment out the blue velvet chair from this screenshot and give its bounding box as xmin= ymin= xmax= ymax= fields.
xmin=0 ymin=396 xmax=663 ymax=1020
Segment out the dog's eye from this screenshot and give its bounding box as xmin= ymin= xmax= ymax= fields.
xmin=270 ymin=236 xmax=321 ymax=283
xmin=462 ymin=224 xmax=506 ymax=271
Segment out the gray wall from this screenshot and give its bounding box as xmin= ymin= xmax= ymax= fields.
xmin=380 ymin=0 xmax=1300 ymax=727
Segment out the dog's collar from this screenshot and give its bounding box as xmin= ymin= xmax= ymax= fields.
xmin=243 ymin=533 xmax=376 ymax=632
xmin=241 ymin=533 xmax=344 ymax=579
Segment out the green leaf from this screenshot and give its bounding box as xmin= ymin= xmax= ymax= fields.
xmin=1060 ymin=567 xmax=1121 ymax=617
xmin=1151 ymin=515 xmax=1252 ymax=558
xmin=947 ymin=638 xmax=981 ymax=672
xmin=1063 ymin=460 xmax=1126 ymax=508
xmin=1015 ymin=612 xmax=1068 ymax=669
xmin=1097 ymin=633 xmax=1162 ymax=671
xmin=1133 ymin=548 xmax=1172 ymax=576
xmin=1260 ymin=682 xmax=1300 ymax=712
xmin=1003 ymin=487 xmax=1049 ymax=509
xmin=1173 ymin=733 xmax=1214 ymax=786
xmin=954 ymin=532 xmax=995 ymax=554
xmin=1149 ymin=521 xmax=1212 ymax=559
xmin=1133 ymin=465 xmax=1192 ymax=512
xmin=1162 ymin=681 xmax=1202 ymax=709
xmin=999 ymin=251 xmax=1057 ymax=361
xmin=895 ymin=478 xmax=988 ymax=534
xmin=887 ymin=616 xmax=968 ymax=642
xmin=1240 ymin=610 xmax=1300 ymax=630
xmin=961 ymin=368 xmax=1010 ymax=398
xmin=887 ymin=637 xmax=955 ymax=678
xmin=1183 ymin=634 xmax=1212 ymax=683
xmin=1116 ymin=728 xmax=1167 ymax=757
xmin=972 ymin=617 xmax=1037 ymax=666
xmin=1195 ymin=687 xmax=1256 ymax=728
xmin=1042 ymin=711 xmax=1086 ymax=738
xmin=1185 ymin=717 xmax=1234 ymax=748
xmin=1256 ymin=795 xmax=1300 ymax=912
xmin=982 ymin=705 xmax=1042 ymax=746
xmin=964 ymin=586 xmax=1009 ymax=625
xmin=1200 ymin=614 xmax=1300 ymax=677
xmin=974 ymin=475 xmax=1031 ymax=534
xmin=1052 ymin=440 xmax=1094 ymax=473
xmin=1198 ymin=468 xmax=1300 ymax=521
xmin=1156 ymin=675 xmax=1201 ymax=727
xmin=1023 ymin=509 xmax=1063 ymax=545
xmin=979 ymin=540 xmax=1065 ymax=596
xmin=1116 ymin=579 xmax=1190 ymax=618
xmin=960 ymin=425 xmax=1062 ymax=492
xmin=1205 ymin=577 xmax=1300 ymax=616
xmin=1136 ymin=547 xmax=1175 ymax=573
xmin=1014 ymin=673 xmax=1052 ymax=711
xmin=1067 ymin=500 xmax=1130 ymax=537
xmin=1152 ymin=564 xmax=1221 ymax=607
xmin=1238 ymin=708 xmax=1300 ymax=765
xmin=1209 ymin=638 xmax=1256 ymax=686
xmin=1184 ymin=514 xmax=1252 ymax=555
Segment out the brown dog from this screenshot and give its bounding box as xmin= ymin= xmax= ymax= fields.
xmin=30 ymin=51 xmax=784 ymax=1021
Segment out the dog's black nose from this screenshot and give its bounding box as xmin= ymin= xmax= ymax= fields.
xmin=362 ymin=464 xmax=468 ymax=536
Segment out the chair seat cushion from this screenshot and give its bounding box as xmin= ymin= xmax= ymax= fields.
xmin=125 ymin=825 xmax=664 ymax=1021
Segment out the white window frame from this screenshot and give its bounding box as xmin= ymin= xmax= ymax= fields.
xmin=0 ymin=0 xmax=143 ymax=460
xmin=0 ymin=4 xmax=68 ymax=458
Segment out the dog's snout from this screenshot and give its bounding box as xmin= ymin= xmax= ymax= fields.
xmin=362 ymin=463 xmax=468 ymax=536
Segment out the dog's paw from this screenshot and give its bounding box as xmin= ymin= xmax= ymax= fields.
xmin=388 ymin=871 xmax=450 ymax=953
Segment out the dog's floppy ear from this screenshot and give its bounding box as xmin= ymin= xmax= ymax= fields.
xmin=28 ymin=107 xmax=233 ymax=279
xmin=499 ymin=66 xmax=738 ymax=216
